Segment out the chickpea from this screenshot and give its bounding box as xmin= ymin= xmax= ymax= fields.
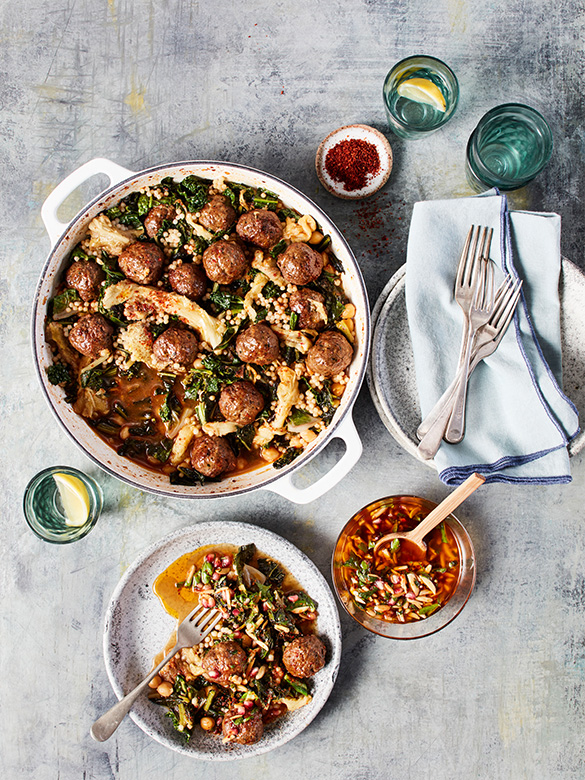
xmin=157 ymin=681 xmax=173 ymax=697
xmin=308 ymin=230 xmax=323 ymax=245
xmin=148 ymin=675 xmax=162 ymax=689
xmin=261 ymin=447 xmax=281 ymax=463
xmin=241 ymin=634 xmax=252 ymax=649
xmin=200 ymin=716 xmax=215 ymax=731
xmin=300 ymin=429 xmax=318 ymax=443
xmin=331 ymin=383 xmax=344 ymax=397
xmin=341 ymin=303 xmax=356 ymax=319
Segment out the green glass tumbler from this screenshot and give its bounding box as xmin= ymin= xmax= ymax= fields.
xmin=466 ymin=103 xmax=553 ymax=191
xmin=23 ymin=466 xmax=103 ymax=543
xmin=383 ymin=55 xmax=459 ymax=139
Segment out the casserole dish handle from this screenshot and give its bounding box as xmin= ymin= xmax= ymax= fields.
xmin=264 ymin=413 xmax=362 ymax=504
xmin=41 ymin=158 xmax=135 ymax=246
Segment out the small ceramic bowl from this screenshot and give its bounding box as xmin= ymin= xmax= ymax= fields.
xmin=331 ymin=495 xmax=476 ymax=639
xmin=315 ymin=124 xmax=393 ymax=199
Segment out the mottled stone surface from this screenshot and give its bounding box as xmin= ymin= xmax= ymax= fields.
xmin=1 ymin=0 xmax=585 ymax=778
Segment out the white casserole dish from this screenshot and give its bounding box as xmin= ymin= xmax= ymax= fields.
xmin=33 ymin=159 xmax=370 ymax=503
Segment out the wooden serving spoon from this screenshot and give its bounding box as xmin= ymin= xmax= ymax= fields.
xmin=373 ymin=473 xmax=486 ymax=555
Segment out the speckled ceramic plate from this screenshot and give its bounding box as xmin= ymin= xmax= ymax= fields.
xmin=103 ymin=521 xmax=342 ymax=760
xmin=367 ymin=257 xmax=585 ymax=462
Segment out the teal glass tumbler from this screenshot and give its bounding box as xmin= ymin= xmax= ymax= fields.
xmin=466 ymin=103 xmax=553 ymax=191
xmin=23 ymin=466 xmax=103 ymax=544
xmin=383 ymin=55 xmax=459 ymax=139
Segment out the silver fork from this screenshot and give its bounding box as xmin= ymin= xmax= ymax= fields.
xmin=91 ymin=603 xmax=222 ymax=742
xmin=417 ymin=276 xmax=522 ymax=460
xmin=444 ymin=256 xmax=495 ymax=443
xmin=416 ymin=225 xmax=490 ymax=441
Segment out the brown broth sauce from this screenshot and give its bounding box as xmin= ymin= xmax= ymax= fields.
xmin=93 ymin=368 xmax=265 ymax=476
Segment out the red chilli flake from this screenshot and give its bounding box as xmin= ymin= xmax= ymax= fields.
xmin=324 ymin=138 xmax=381 ymax=192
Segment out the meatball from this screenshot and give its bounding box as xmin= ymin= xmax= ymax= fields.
xmin=236 ymin=209 xmax=283 ymax=249
xmin=118 ymin=241 xmax=165 ymax=285
xmin=168 ymin=262 xmax=207 ymax=300
xmin=306 ymin=330 xmax=353 ymax=378
xmin=201 ymin=640 xmax=247 ymax=685
xmin=198 ymin=195 xmax=236 ymax=233
xmin=289 ymin=288 xmax=327 ymax=330
xmin=152 ymin=327 xmax=198 ymax=368
xmin=65 ymin=260 xmax=105 ymax=302
xmin=222 ymin=707 xmax=264 ymax=745
xmin=235 ymin=324 xmax=279 ymax=365
xmin=68 ymin=314 xmax=114 ymax=358
xmin=282 ymin=635 xmax=326 ymax=678
xmin=144 ymin=204 xmax=176 ymax=238
xmin=277 ymin=243 xmax=323 ymax=286
xmin=190 ymin=435 xmax=236 ymax=477
xmin=202 ymin=240 xmax=248 ymax=284
xmin=219 ymin=380 xmax=265 ymax=426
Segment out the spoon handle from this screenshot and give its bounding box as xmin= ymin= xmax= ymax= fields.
xmin=409 ymin=472 xmax=485 ymax=547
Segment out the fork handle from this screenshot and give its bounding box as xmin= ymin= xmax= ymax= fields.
xmin=443 ymin=322 xmax=477 ymax=444
xmin=90 ymin=642 xmax=181 ymax=742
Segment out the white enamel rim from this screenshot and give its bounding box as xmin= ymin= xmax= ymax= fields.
xmin=33 ymin=159 xmax=371 ymax=502
xmin=102 ymin=521 xmax=342 ymax=760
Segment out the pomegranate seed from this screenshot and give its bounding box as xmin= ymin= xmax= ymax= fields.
xmin=287 ymin=594 xmax=299 ymax=603
xmin=232 ymin=608 xmax=240 ymax=616
xmin=244 ymin=699 xmax=255 ymax=709
xmin=234 ymin=630 xmax=241 ymax=638
xmin=205 ymin=553 xmax=215 ymax=563
xmin=221 ymin=556 xmax=232 ymax=567
xmin=214 ymin=557 xmax=221 ymax=568
xmin=208 ymin=670 xmax=219 ymax=679
xmin=212 ymin=571 xmax=221 ymax=581
xmin=236 ymin=705 xmax=246 ymax=715
xmin=250 ymin=667 xmax=258 ymax=678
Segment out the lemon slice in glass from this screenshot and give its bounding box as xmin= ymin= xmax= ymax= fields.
xmin=54 ymin=473 xmax=90 ymax=527
xmin=396 ymin=78 xmax=447 ymax=112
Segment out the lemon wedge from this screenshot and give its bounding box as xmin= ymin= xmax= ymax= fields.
xmin=54 ymin=473 xmax=90 ymax=527
xmin=396 ymin=78 xmax=447 ymax=112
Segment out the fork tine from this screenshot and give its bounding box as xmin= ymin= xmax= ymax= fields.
xmin=199 ymin=612 xmax=223 ymax=640
xmin=186 ymin=603 xmax=209 ymax=622
xmin=192 ymin=607 xmax=220 ymax=630
xmin=455 ymin=225 xmax=475 ymax=289
xmin=464 ymin=226 xmax=481 ymax=286
xmin=467 ymin=227 xmax=488 ymax=291
xmin=491 ymin=280 xmax=522 ymax=333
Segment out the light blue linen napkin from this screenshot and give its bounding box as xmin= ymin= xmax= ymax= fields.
xmin=405 ymin=191 xmax=579 ymax=485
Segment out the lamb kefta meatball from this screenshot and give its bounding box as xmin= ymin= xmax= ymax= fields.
xmin=235 ymin=324 xmax=280 ymax=364
xmin=202 ymin=240 xmax=248 ymax=284
xmin=152 ymin=327 xmax=198 ymax=368
xmin=222 ymin=707 xmax=264 ymax=745
xmin=201 ymin=641 xmax=247 ymax=685
xmin=219 ymin=380 xmax=265 ymax=426
xmin=305 ymin=330 xmax=352 ymax=377
xmin=277 ymin=242 xmax=323 ymax=285
xmin=198 ymin=195 xmax=236 ymax=233
xmin=236 ymin=209 xmax=283 ymax=249
xmin=289 ymin=288 xmax=327 ymax=330
xmin=144 ymin=204 xmax=176 ymax=238
xmin=282 ymin=635 xmax=326 ymax=678
xmin=65 ymin=260 xmax=105 ymax=302
xmin=190 ymin=435 xmax=236 ymax=477
xmin=168 ymin=262 xmax=207 ymax=300
xmin=68 ymin=313 xmax=114 ymax=358
xmin=118 ymin=241 xmax=165 ymax=285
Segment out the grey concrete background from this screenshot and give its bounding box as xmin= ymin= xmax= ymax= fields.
xmin=1 ymin=1 xmax=585 ymax=778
